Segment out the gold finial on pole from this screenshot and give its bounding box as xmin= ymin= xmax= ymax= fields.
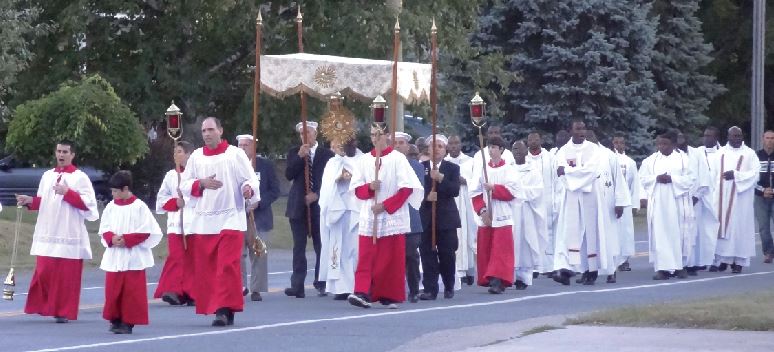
xmin=394 ymin=17 xmax=400 ymax=32
xmin=432 ymin=18 xmax=437 ymax=33
xmin=256 ymin=11 xmax=263 ymax=26
xmin=296 ymin=5 xmax=303 ymax=22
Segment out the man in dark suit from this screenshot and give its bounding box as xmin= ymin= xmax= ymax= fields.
xmin=394 ymin=132 xmax=425 ymax=303
xmin=419 ymin=135 xmax=461 ymax=300
xmin=237 ymin=135 xmax=281 ymax=302
xmin=285 ymin=121 xmax=335 ymax=298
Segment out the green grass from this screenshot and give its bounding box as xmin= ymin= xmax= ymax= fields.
xmin=0 ymin=196 xmax=295 ymax=269
xmin=567 ymin=291 xmax=774 ymax=331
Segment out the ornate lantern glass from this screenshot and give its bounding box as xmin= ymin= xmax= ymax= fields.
xmin=165 ymin=101 xmax=182 ymax=138
xmin=370 ymin=95 xmax=387 ymax=123
xmin=469 ymin=92 xmax=486 ymax=125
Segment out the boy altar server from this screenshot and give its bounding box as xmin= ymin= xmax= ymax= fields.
xmin=99 ymin=171 xmax=163 ymax=334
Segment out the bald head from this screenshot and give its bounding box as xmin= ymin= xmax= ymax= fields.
xmin=728 ymin=126 xmax=744 ymax=148
xmin=512 ymin=140 xmax=527 ymax=165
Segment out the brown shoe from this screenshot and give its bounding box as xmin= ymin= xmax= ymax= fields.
xmin=764 ymin=254 xmax=773 ymax=264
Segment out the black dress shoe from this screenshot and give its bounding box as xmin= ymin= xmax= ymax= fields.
xmin=250 ymin=292 xmax=262 ymax=301
xmin=333 ymin=293 xmax=350 ymax=301
xmin=487 ymin=278 xmax=504 ymax=294
xmin=731 ymin=264 xmax=742 ymax=273
xmin=284 ymin=287 xmax=305 ymax=298
xmin=419 ymin=292 xmax=437 ymax=300
xmin=653 ymin=270 xmax=669 ymax=280
xmin=583 ymin=271 xmax=597 ymax=285
xmin=461 ymin=275 xmax=474 ymax=286
xmin=576 ymin=271 xmax=589 ymax=284
xmin=708 ymin=265 xmax=719 ymax=272
xmin=717 ymin=263 xmax=728 ymax=272
xmin=316 ymin=286 xmax=328 ymax=297
xmin=514 ymin=280 xmax=528 ymax=290
xmin=212 ymin=308 xmax=230 ymax=327
xmin=532 ymin=272 xmax=539 ymax=279
xmin=553 ymin=270 xmax=572 ymax=286
xmin=618 ymin=261 xmax=631 ymax=272
xmin=242 ymin=287 xmax=249 ymax=296
xmin=675 ymin=269 xmax=688 ymax=279
xmin=113 ymin=322 xmax=133 ymax=334
xmin=686 ymin=267 xmax=698 ymax=276
xmin=109 ymin=319 xmax=121 ymax=333
xmin=443 ymin=290 xmax=454 ymax=299
xmin=408 ymin=293 xmax=419 ymax=303
xmin=606 ymin=273 xmax=616 ymax=284
xmin=162 ymin=292 xmax=182 ymax=305
xmin=54 ymin=316 xmax=69 ymax=323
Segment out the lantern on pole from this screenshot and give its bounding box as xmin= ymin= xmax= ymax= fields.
xmin=166 ymin=101 xmax=183 ymax=140
xmin=370 ymin=95 xmax=387 ymax=127
xmin=469 ymin=92 xmax=486 ymax=128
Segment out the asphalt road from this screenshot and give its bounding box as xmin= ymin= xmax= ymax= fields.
xmin=2 ymin=229 xmax=773 ymax=352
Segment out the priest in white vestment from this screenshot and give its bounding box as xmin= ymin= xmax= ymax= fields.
xmin=552 ymin=121 xmax=617 ymax=285
xmin=677 ymin=133 xmax=717 ymax=275
xmin=16 ymin=141 xmax=99 ymax=323
xmin=319 ymin=139 xmax=361 ymax=298
xmin=713 ymin=127 xmax=758 ymax=272
xmin=640 ymin=132 xmax=695 ymax=280
xmin=444 ymin=135 xmax=477 ymax=286
xmin=612 ymin=134 xmax=642 ymax=272
xmin=510 ymin=141 xmax=545 ymax=289
xmin=695 ymin=126 xmax=723 ymax=272
xmin=525 ymin=132 xmax=556 ymax=275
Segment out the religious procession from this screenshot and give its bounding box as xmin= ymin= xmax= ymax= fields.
xmin=1 ymin=1 xmax=772 ymax=351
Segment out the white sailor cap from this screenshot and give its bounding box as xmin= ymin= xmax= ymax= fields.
xmin=394 ymin=131 xmax=412 ymax=142
xmin=236 ymin=134 xmax=255 ymax=142
xmin=427 ymin=134 xmax=448 ymax=146
xmin=295 ymin=121 xmax=319 ymax=132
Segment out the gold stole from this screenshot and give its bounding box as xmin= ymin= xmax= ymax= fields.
xmin=717 ymin=154 xmax=743 ymax=239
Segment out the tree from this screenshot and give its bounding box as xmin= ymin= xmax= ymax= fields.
xmin=8 ymin=0 xmax=483 ymax=157
xmin=461 ymin=0 xmax=660 ymax=159
xmin=650 ymin=0 xmax=725 ymax=140
xmin=0 ymin=1 xmax=49 ymax=140
xmin=6 ymin=74 xmax=148 ymax=170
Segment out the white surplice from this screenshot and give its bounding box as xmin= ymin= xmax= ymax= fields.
xmin=615 ymin=152 xmax=641 ymax=262
xmin=640 ymin=151 xmax=695 ymax=272
xmin=98 ymin=198 xmax=163 ymax=272
xmin=319 ymin=153 xmax=361 ymax=295
xmin=510 ymin=162 xmax=544 ymax=285
xmin=598 ymin=147 xmax=631 ymax=273
xmin=445 ymin=153 xmax=478 ymax=282
xmin=180 ymin=145 xmax=261 ymax=234
xmin=349 ymin=149 xmax=423 ymax=237
xmin=30 ymin=168 xmax=99 ymax=259
xmin=553 ymin=140 xmax=618 ymax=274
xmin=156 ymin=169 xmax=193 ymax=235
xmin=682 ymin=147 xmax=718 ymax=267
xmin=712 ymin=143 xmax=758 ymax=266
xmin=526 ymin=148 xmax=556 ymax=273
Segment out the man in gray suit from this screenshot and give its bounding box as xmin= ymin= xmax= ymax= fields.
xmin=237 ymin=135 xmax=281 ymax=301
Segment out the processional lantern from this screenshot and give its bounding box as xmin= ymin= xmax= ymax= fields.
xmin=370 ymin=95 xmax=387 ymax=128
xmin=469 ymin=92 xmax=486 ymax=127
xmin=165 ymin=101 xmax=183 ymax=140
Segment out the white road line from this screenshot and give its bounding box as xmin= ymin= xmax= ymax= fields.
xmin=13 ymin=269 xmax=309 ymax=296
xmin=23 ymin=270 xmax=774 ymax=352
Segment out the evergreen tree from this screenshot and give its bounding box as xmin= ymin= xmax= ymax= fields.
xmin=461 ymin=0 xmax=660 ymax=158
xmin=651 ymin=0 xmax=725 ymax=139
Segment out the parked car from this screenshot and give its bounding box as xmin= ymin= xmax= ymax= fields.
xmin=0 ymin=155 xmax=110 ymax=206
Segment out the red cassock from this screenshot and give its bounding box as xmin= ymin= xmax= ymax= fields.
xmin=473 ymin=183 xmax=516 ymax=287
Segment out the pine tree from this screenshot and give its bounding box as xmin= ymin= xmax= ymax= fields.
xmin=651 ymin=0 xmax=725 ymax=139
xmin=461 ymin=0 xmax=660 ymax=158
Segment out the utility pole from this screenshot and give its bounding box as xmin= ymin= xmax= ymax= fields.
xmin=751 ymin=0 xmax=765 ymax=149
xmin=387 ymin=0 xmax=404 ymax=132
